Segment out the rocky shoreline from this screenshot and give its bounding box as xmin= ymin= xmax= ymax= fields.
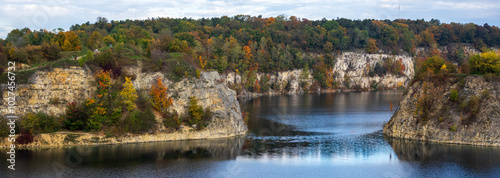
xmin=384 ymin=76 xmax=500 ymax=146
xmin=0 ymin=125 xmax=246 ymax=149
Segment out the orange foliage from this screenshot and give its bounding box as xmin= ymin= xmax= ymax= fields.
xmin=254 ymin=80 xmax=261 ymax=93
xmin=243 ymin=45 xmax=252 ymax=60
xmin=149 ymin=77 xmax=173 ymax=112
xmin=266 ymin=17 xmax=276 ymax=26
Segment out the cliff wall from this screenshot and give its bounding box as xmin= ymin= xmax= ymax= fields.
xmin=383 ymin=76 xmax=500 ymax=146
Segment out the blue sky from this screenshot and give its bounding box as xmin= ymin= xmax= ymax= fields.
xmin=1 ymin=0 xmax=499 ymax=39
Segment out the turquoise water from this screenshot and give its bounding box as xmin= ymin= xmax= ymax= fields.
xmin=1 ymin=91 xmax=500 ymax=177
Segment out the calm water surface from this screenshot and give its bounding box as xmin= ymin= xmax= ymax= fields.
xmin=2 ymin=91 xmax=500 ymax=177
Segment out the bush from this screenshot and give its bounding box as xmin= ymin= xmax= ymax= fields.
xmin=187 ymin=96 xmax=212 ymax=130
xmin=163 ymin=111 xmax=181 ymax=130
xmin=16 ymin=130 xmax=34 ymax=145
xmin=449 ymin=124 xmax=458 ymax=131
xmin=468 ymin=96 xmax=481 ymax=117
xmin=20 ymin=113 xmax=62 ymax=133
xmin=469 ymin=51 xmax=500 ymax=75
xmin=195 ymin=68 xmax=201 ymax=79
xmin=63 ymin=102 xmax=89 ymax=131
xmin=0 ymin=117 xmax=19 ymax=137
xmin=188 ymin=96 xmax=203 ymax=126
xmin=449 ymin=89 xmax=459 ymax=102
xmin=121 ymin=108 xmax=156 ymax=134
xmin=421 ymin=55 xmax=445 ymax=74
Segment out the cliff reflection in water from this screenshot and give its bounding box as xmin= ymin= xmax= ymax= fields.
xmin=3 ymin=136 xmax=245 ymax=173
xmin=386 ymin=136 xmax=500 ymax=170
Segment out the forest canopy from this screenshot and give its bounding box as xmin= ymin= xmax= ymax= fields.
xmin=0 ymin=15 xmax=499 ymax=75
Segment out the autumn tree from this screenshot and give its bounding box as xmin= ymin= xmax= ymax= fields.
xmin=469 ymin=51 xmax=500 ymax=74
xmin=57 ymin=31 xmax=81 ymax=51
xmin=149 ymin=77 xmax=173 ymax=112
xmin=365 ymin=38 xmax=378 ymax=54
xmin=87 ymin=31 xmax=103 ymax=50
xmin=119 ymin=77 xmax=138 ymax=111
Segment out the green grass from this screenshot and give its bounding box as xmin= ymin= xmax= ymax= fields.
xmin=0 ymin=69 xmax=37 ymax=84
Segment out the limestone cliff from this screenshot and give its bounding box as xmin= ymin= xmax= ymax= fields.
xmin=333 ymin=52 xmax=414 ymax=89
xmin=220 ymin=52 xmax=414 ymax=96
xmin=383 ymin=76 xmax=500 ymax=146
xmin=0 ymin=66 xmax=246 ymax=148
xmin=0 ymin=67 xmax=95 ymax=116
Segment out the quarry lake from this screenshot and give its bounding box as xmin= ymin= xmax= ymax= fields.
xmin=2 ymin=91 xmax=500 ymax=177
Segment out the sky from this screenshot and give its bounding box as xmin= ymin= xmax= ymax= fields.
xmin=0 ymin=0 xmax=499 ymax=39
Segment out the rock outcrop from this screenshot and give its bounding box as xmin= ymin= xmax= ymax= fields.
xmin=333 ymin=52 xmax=414 ymax=89
xmin=0 ymin=66 xmax=247 ymax=148
xmin=384 ymin=76 xmax=500 ymax=146
xmin=220 ymin=52 xmax=414 ymax=96
xmin=0 ymin=67 xmax=95 ymax=116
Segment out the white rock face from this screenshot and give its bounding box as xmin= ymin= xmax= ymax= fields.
xmin=333 ymin=52 xmax=414 ymax=89
xmin=0 ymin=66 xmax=247 ymax=143
xmin=0 ymin=67 xmax=95 ymax=116
xmin=220 ymin=52 xmax=415 ymax=95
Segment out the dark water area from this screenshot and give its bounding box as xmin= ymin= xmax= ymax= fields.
xmin=1 ymin=91 xmax=500 ymax=177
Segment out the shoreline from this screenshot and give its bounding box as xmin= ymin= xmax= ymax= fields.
xmin=0 ymin=126 xmax=247 ymax=150
xmin=384 ymin=134 xmax=500 ymax=147
xmin=236 ymin=88 xmax=405 ymax=98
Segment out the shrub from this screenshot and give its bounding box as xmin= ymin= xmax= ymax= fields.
xmin=259 ymin=75 xmax=270 ymax=92
xmin=20 ymin=113 xmax=62 ymax=133
xmin=86 ymin=115 xmax=104 ymax=132
xmin=187 ymin=96 xmax=212 ymax=130
xmin=163 ymin=111 xmax=181 ymax=130
xmin=449 ymin=124 xmax=458 ymax=131
xmin=0 ymin=117 xmax=19 ymax=137
xmin=468 ymin=96 xmax=481 ymax=117
xmin=344 ymin=75 xmax=351 ymax=89
xmin=79 ymin=51 xmax=94 ymax=66
xmin=188 ymin=96 xmax=204 ymax=126
xmin=449 ymin=89 xmax=459 ymax=102
xmin=469 ymin=51 xmax=500 ymax=75
xmin=414 ymin=82 xmax=438 ymax=123
xmin=195 ymin=68 xmax=201 ymax=79
xmin=63 ymin=102 xmax=89 ymax=131
xmin=121 ymin=108 xmax=156 ymax=134
xmin=16 ymin=130 xmax=34 ymax=145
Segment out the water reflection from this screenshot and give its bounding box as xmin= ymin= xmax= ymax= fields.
xmin=386 ymin=136 xmax=500 ymax=171
xmin=0 ymin=137 xmax=245 ymax=177
xmin=3 ymin=91 xmax=500 ymax=177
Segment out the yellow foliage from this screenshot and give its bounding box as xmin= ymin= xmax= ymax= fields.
xmin=198 ymin=56 xmax=206 ymax=69
xmin=441 ymin=64 xmax=447 ymax=70
xmin=119 ymin=77 xmax=138 ymax=111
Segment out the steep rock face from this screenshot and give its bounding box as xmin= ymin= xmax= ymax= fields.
xmin=383 ymin=76 xmax=500 ymax=146
xmin=334 ymin=52 xmax=414 ymax=89
xmin=220 ymin=52 xmax=414 ymax=96
xmin=0 ymin=67 xmax=246 ymax=148
xmin=125 ymin=66 xmax=247 ymax=137
xmin=0 ymin=67 xmax=95 ymax=116
xmin=167 ymin=71 xmax=247 ymax=137
xmin=221 ymin=69 xmax=314 ymax=95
